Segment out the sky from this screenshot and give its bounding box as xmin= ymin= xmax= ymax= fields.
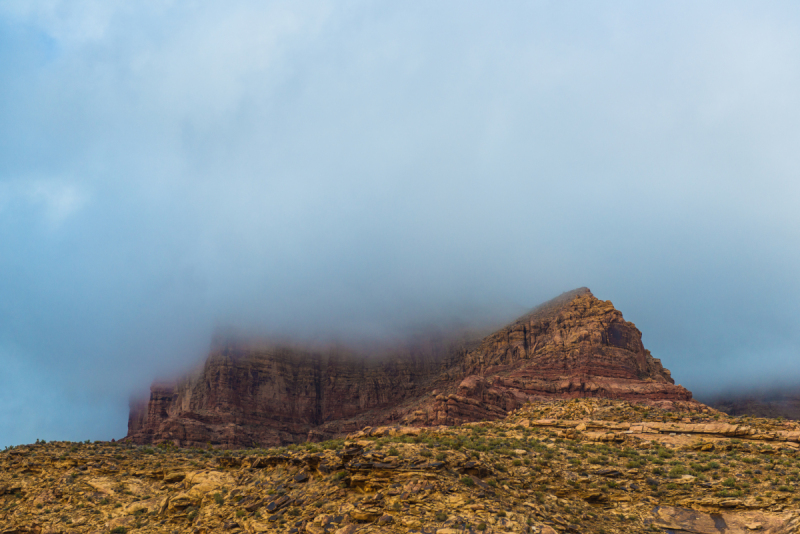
xmin=2 ymin=1 xmax=800 ymax=446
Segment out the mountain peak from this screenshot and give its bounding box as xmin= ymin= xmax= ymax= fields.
xmin=126 ymin=288 xmax=695 ymax=447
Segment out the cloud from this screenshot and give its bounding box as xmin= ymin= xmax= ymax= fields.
xmin=1 ymin=1 xmax=799 ymax=444
xmin=27 ymin=179 xmax=90 ymax=224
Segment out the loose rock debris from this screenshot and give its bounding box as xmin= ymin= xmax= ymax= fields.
xmin=2 ymin=399 xmax=800 ymax=533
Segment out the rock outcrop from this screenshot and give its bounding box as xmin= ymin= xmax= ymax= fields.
xmin=127 ymin=288 xmax=696 ymax=447
xmin=7 ymin=399 xmax=800 ymax=534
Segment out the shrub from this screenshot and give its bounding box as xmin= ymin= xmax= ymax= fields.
xmin=213 ymin=493 xmax=224 ymax=505
xmin=668 ymin=466 xmax=687 ymax=478
xmin=435 ymin=512 xmax=447 ymax=521
xmin=460 ymin=476 xmax=474 ymax=486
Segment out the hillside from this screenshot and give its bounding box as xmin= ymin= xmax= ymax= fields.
xmin=3 ymin=399 xmax=800 ymax=533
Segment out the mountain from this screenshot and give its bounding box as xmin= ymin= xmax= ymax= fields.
xmin=706 ymin=388 xmax=800 ymax=420
xmin=126 ymin=288 xmax=695 ymax=447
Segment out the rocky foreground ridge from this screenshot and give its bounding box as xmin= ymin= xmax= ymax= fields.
xmin=127 ymin=288 xmax=694 ymax=448
xmin=3 ymin=399 xmax=800 ymax=534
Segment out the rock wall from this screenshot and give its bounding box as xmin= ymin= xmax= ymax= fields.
xmin=127 ymin=340 xmax=462 ymax=447
xmin=126 ymin=288 xmax=697 ymax=447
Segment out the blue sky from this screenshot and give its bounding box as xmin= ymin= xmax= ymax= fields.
xmin=2 ymin=1 xmax=800 ymax=445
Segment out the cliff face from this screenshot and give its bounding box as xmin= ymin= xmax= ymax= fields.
xmin=126 ymin=288 xmax=696 ymax=447
xmin=410 ymin=288 xmax=693 ymax=427
xmin=127 ymin=340 xmax=462 ymax=447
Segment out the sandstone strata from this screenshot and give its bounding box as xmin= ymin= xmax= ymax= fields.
xmin=127 ymin=288 xmax=696 ymax=447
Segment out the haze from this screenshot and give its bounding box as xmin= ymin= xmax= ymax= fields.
xmin=2 ymin=1 xmax=799 ymax=446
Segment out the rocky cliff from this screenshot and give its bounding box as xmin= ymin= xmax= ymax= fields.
xmin=126 ymin=288 xmax=695 ymax=447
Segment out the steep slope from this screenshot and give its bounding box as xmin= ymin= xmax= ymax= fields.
xmin=126 ymin=288 xmax=696 ymax=447
xmin=127 ymin=338 xmax=463 ymax=447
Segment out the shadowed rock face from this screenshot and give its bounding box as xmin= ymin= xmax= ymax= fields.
xmin=126 ymin=288 xmax=695 ymax=447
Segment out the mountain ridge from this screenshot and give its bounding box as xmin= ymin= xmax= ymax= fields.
xmin=126 ymin=288 xmax=696 ymax=447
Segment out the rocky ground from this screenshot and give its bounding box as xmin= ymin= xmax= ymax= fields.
xmin=3 ymin=399 xmax=800 ymax=534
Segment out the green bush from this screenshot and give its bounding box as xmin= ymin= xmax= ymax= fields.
xmin=460 ymin=476 xmax=474 ymax=486
xmin=668 ymin=466 xmax=687 ymax=478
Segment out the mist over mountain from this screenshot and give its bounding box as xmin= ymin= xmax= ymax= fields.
xmin=2 ymin=1 xmax=800 ymax=446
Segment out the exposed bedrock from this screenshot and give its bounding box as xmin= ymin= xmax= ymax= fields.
xmin=126 ymin=288 xmax=696 ymax=447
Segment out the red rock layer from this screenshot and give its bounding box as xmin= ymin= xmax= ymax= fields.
xmin=126 ymin=288 xmax=696 ymax=447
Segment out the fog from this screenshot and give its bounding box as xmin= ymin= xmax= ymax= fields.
xmin=2 ymin=1 xmax=800 ymax=445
